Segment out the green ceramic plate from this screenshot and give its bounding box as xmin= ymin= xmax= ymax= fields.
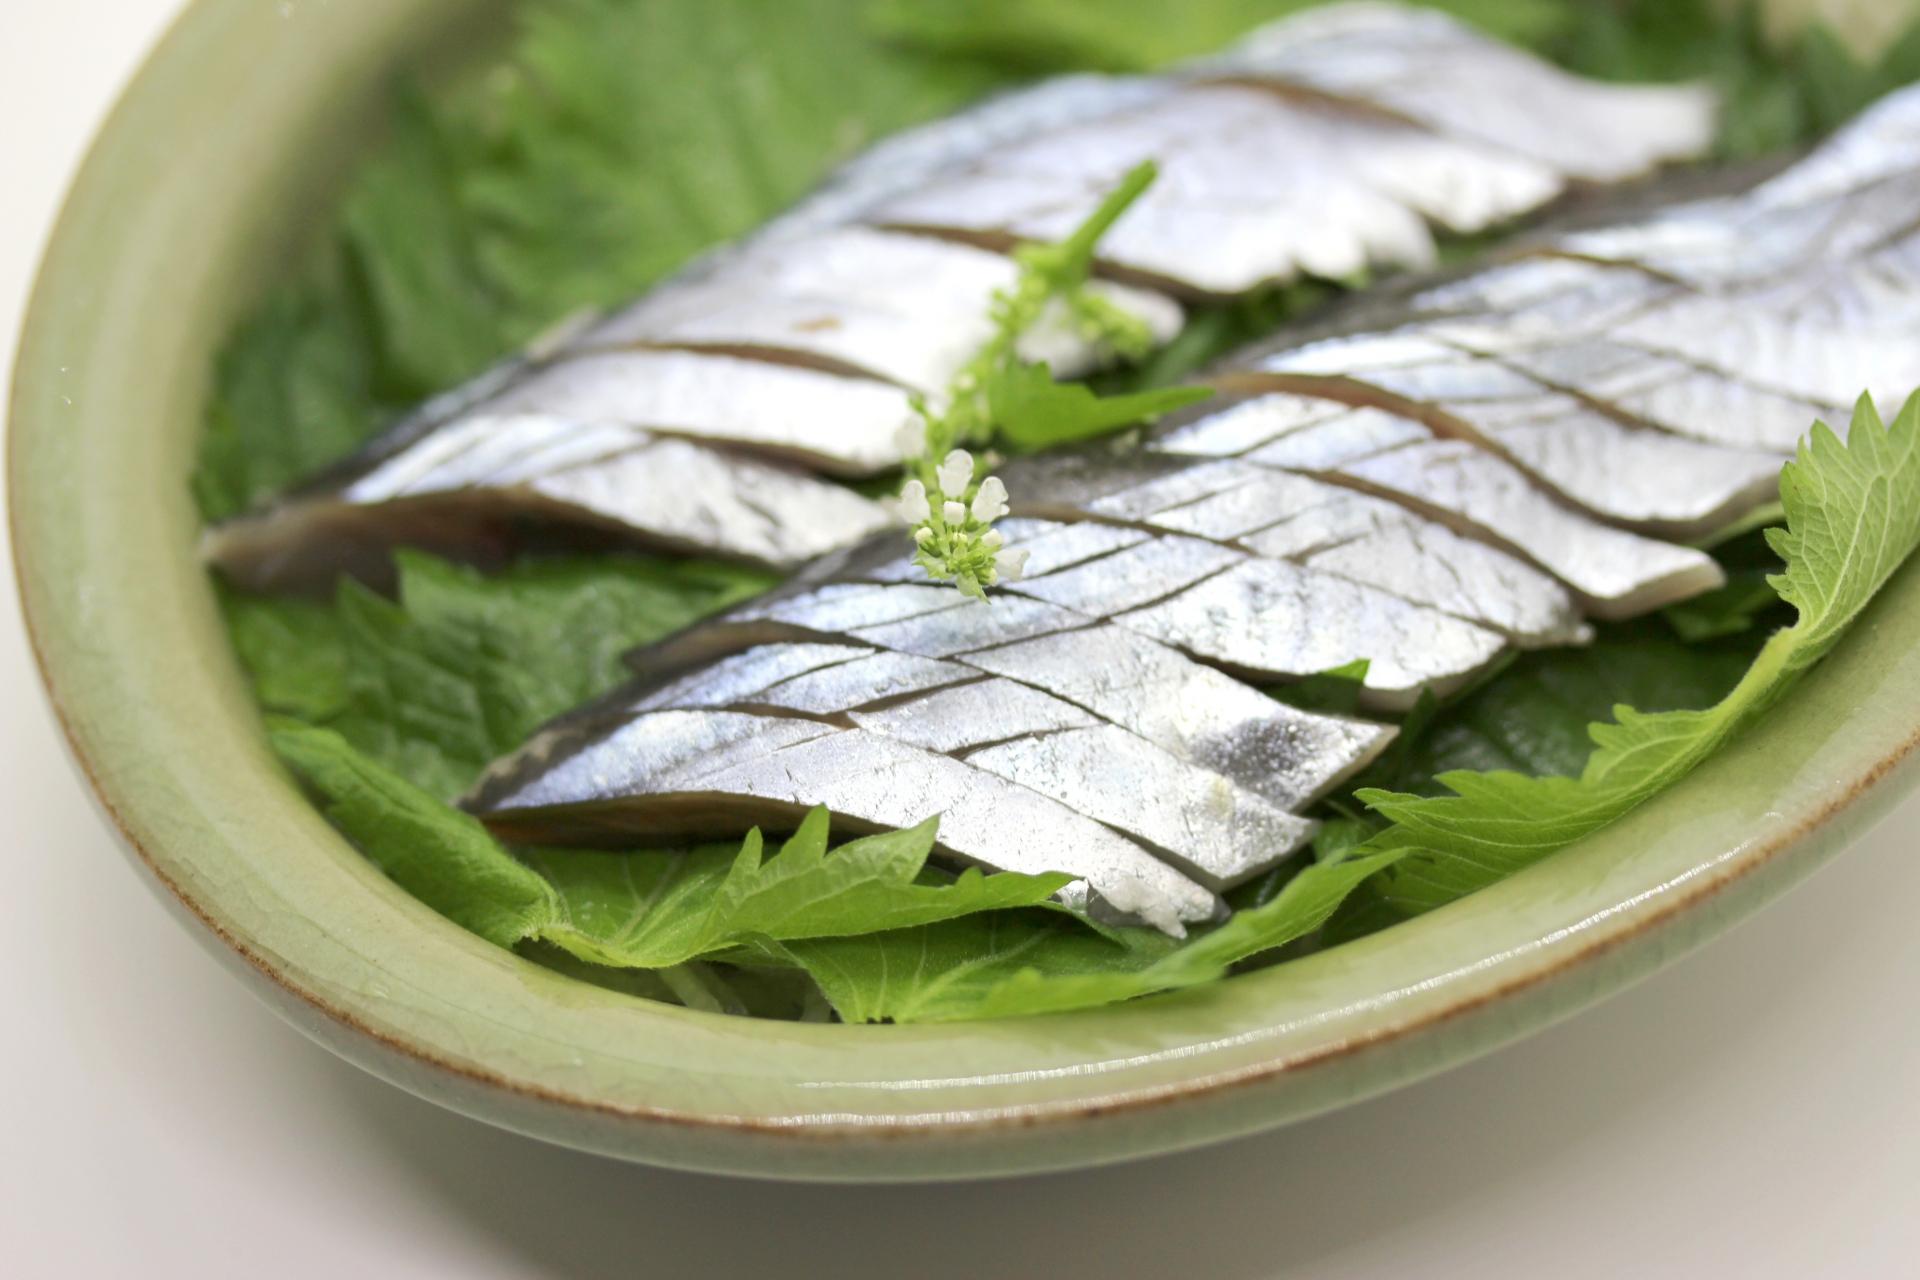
xmin=12 ymin=0 xmax=1920 ymax=1181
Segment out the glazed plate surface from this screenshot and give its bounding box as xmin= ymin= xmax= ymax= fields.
xmin=11 ymin=0 xmax=1920 ymax=1180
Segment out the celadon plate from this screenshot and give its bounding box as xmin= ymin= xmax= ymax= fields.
xmin=11 ymin=0 xmax=1920 ymax=1182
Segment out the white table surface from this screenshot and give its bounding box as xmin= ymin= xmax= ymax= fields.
xmin=3 ymin=4 xmax=1917 ymax=1277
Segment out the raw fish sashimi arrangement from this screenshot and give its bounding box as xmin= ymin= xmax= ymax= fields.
xmin=208 ymin=2 xmax=1920 ymax=1012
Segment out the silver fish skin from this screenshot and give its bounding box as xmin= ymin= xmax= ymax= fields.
xmin=795 ymin=488 xmax=1525 ymax=707
xmin=842 ymin=677 xmax=1315 ymax=890
xmin=200 ymin=421 xmax=895 ymax=592
xmin=578 ymin=226 xmax=1183 ymax=391
xmin=1003 ymin=454 xmax=1584 ymax=646
xmin=1191 ymin=2 xmax=1717 ymax=182
xmin=872 ymin=82 xmax=1551 ymax=295
xmin=1329 ymin=440 xmax=1724 ymax=617
xmin=471 ymin=348 xmax=920 ymax=474
xmin=1738 ymin=85 xmax=1920 ymax=210
xmin=1233 ymin=343 xmax=1791 ymax=537
xmin=465 ymin=707 xmax=1222 ymax=935
xmin=1112 ymin=557 xmax=1507 ymax=709
xmin=868 ymin=3 xmax=1710 ymax=295
xmin=623 ymin=549 xmax=1396 ymax=811
xmin=1473 ymin=338 xmax=1842 ymax=455
xmin=963 ymin=725 xmax=1317 ymax=890
xmin=477 ymin=539 xmax=1413 ymax=923
xmin=955 ymin=623 xmax=1393 ymax=810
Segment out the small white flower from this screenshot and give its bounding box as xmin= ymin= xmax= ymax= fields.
xmin=936 ymin=449 xmax=974 ymax=498
xmin=893 ymin=420 xmax=926 ymax=458
xmin=942 ymin=500 xmax=967 ymax=526
xmin=913 ymin=525 xmax=934 ymax=546
xmin=897 ymin=479 xmax=930 ymax=524
xmin=998 ymin=548 xmax=1030 ymax=581
xmin=980 ymin=528 xmax=1004 ymax=551
xmin=971 ymin=475 xmax=1009 ymax=523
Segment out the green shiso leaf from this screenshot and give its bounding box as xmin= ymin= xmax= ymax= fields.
xmin=987 ymin=362 xmax=1213 ymax=451
xmin=225 ymin=552 xmax=770 ymax=799
xmin=767 ymin=847 xmax=1403 ymax=1022
xmin=468 ymin=0 xmax=1006 ymax=318
xmin=874 ymin=0 xmax=1570 ymax=73
xmin=341 ymin=92 xmax=522 ymax=400
xmin=1371 ymin=622 xmax=1760 ymax=790
xmin=526 ymin=810 xmax=1073 ymax=970
xmin=267 ymin=723 xmax=1068 ymax=978
xmin=269 ymin=719 xmax=561 ymax=949
xmin=1357 ymin=394 xmax=1920 ymax=915
xmin=219 ymin=588 xmax=351 ymax=723
xmin=192 ymin=290 xmax=382 ymax=522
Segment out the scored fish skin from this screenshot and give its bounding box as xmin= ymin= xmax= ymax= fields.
xmin=620 ymin=555 xmax=1397 ymax=811
xmin=1322 ymin=441 xmax=1725 ymax=618
xmin=466 ymin=707 xmax=1223 ymax=935
xmin=710 ymin=500 xmax=1520 ymax=709
xmin=467 ymin=81 xmax=1920 ymax=938
xmin=955 ymin=623 xmax=1393 ymax=811
xmin=1111 ymin=557 xmax=1508 ymax=709
xmin=1474 ymin=337 xmax=1844 ymax=456
xmin=963 ymin=725 xmax=1317 ymax=890
xmin=1001 ymin=454 xmax=1586 ymax=648
xmin=1223 ymin=342 xmax=1792 ymax=538
xmin=872 ymin=2 xmax=1714 ymax=296
xmin=871 ymin=82 xmax=1553 ymax=296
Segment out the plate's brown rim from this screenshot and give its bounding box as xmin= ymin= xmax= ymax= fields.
xmin=8 ymin=0 xmax=1919 ymax=1151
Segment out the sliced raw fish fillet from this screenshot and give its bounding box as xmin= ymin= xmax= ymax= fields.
xmin=1741 ymin=86 xmax=1920 ymax=209
xmin=1612 ymin=296 xmax=1920 ymax=412
xmin=1222 ymin=350 xmax=1791 ymax=537
xmin=1113 ymin=557 xmax=1508 ymax=708
xmin=749 ymin=75 xmax=1176 ymax=245
xmin=873 ymin=82 xmax=1556 ymax=295
xmin=1302 ymin=521 xmax=1591 ymax=648
xmin=963 ymin=725 xmax=1316 ymax=890
xmin=845 ymin=677 xmax=1102 ymax=753
xmin=1193 ymin=2 xmax=1716 ymax=182
xmin=1001 ymin=455 xmax=1584 ymax=645
xmin=627 ymin=580 xmax=1088 ymax=673
xmin=1154 ymin=392 xmax=1352 ymax=457
xmin=843 ymin=679 xmax=1315 ymax=889
xmin=1481 ymin=339 xmax=1840 ymax=454
xmin=623 ymin=562 xmax=1395 ymax=810
xmin=202 ymin=422 xmax=894 ymax=592
xmin=466 ymin=708 xmax=1222 ymax=934
xmin=1005 ymin=532 xmax=1246 ymax=615
xmin=580 ymin=226 xmax=1182 ymax=390
xmin=1468 ymin=406 xmax=1784 ymax=536
xmin=956 ymin=624 xmax=1392 ymax=810
xmin=472 ymin=348 xmax=920 ymax=474
xmin=1332 ymin=440 xmax=1724 ymax=617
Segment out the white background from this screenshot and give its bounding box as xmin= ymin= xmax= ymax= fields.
xmin=3 ymin=4 xmax=1918 ymax=1277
